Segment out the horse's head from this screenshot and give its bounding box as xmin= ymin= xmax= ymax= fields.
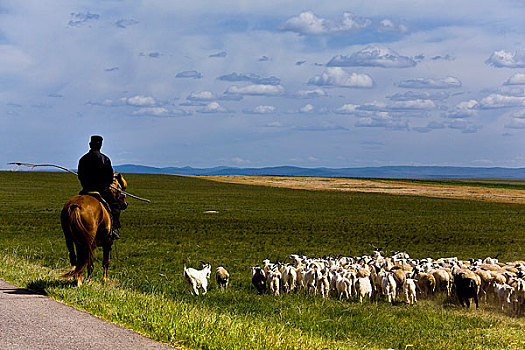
xmin=111 ymin=173 xmax=128 ymax=210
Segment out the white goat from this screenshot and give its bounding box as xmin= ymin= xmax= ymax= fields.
xmin=335 ymin=273 xmax=352 ymax=300
xmin=267 ymin=268 xmax=282 ymax=296
xmin=403 ymin=278 xmax=417 ymax=305
xmin=282 ymin=265 xmax=297 ymax=293
xmin=183 ymin=263 xmax=212 ymax=295
xmin=380 ymin=272 xmax=397 ymax=304
xmin=493 ymin=283 xmax=514 ymax=311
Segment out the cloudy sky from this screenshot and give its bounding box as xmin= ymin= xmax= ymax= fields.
xmin=2 ymin=1 xmax=525 ymax=170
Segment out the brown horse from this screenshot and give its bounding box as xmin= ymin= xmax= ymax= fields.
xmin=59 ymin=173 xmax=128 ymax=286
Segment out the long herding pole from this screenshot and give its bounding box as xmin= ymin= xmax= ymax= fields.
xmin=8 ymin=162 xmax=151 ymax=203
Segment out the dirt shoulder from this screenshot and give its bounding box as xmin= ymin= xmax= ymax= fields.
xmin=195 ymin=175 xmax=525 ymax=204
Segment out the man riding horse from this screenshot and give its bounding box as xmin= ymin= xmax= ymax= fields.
xmin=78 ymin=135 xmax=122 ymax=240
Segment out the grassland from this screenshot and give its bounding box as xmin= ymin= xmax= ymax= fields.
xmin=1 ymin=171 xmax=525 ymax=349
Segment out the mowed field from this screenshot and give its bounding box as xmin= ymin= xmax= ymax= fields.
xmin=2 ymin=171 xmax=525 ymax=349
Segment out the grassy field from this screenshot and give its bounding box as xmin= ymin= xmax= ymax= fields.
xmin=1 ymin=171 xmax=525 ymax=349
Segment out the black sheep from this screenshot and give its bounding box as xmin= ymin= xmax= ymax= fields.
xmin=251 ymin=266 xmax=267 ymax=295
xmin=453 ymin=270 xmax=480 ymax=309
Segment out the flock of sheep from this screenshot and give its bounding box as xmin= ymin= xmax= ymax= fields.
xmin=184 ymin=250 xmax=525 ymax=316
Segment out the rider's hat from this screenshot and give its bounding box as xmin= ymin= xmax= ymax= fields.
xmin=90 ymin=135 xmax=103 ymax=144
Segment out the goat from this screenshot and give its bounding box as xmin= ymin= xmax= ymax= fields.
xmin=303 ymin=265 xmax=321 ymax=295
xmin=215 ymin=266 xmax=230 ymax=291
xmin=403 ymin=278 xmax=417 ymax=305
xmin=282 ymin=265 xmax=297 ymax=293
xmin=335 ymin=273 xmax=352 ymax=300
xmin=183 ymin=263 xmax=212 ymax=296
xmin=380 ymin=271 xmax=397 ymax=304
xmin=267 ymin=268 xmax=281 ymax=296
xmin=493 ymin=282 xmax=514 ymax=311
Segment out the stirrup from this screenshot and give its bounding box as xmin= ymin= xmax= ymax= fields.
xmin=111 ymin=229 xmax=120 ymax=240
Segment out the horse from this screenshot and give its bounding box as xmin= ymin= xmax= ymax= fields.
xmin=59 ymin=173 xmax=128 ymax=286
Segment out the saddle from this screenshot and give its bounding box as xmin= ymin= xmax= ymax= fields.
xmin=81 ymin=191 xmax=116 ymax=237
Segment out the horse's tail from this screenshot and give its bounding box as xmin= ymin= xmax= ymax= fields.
xmin=59 ymin=204 xmax=93 ymax=280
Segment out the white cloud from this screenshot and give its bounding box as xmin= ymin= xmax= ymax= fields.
xmin=378 ymin=19 xmax=408 ymax=33
xmin=431 ymin=54 xmax=455 ymax=61
xmin=389 ymin=99 xmax=436 ymax=110
xmin=308 ymin=67 xmax=373 ymax=88
xmin=115 ymin=19 xmax=139 ymax=29
xmin=457 ymin=100 xmax=479 ymax=110
xmin=132 ymin=107 xmax=190 ymax=117
xmin=504 ymin=73 xmax=525 ymax=85
xmin=441 ymin=99 xmax=479 ymax=118
xmin=281 ymin=11 xmax=371 ymax=35
xmin=225 ymin=84 xmax=284 ymax=96
xmin=0 ymin=45 xmax=33 ymax=74
xmin=443 ymin=110 xmax=477 ymax=119
xmin=176 ymin=70 xmax=203 ymax=79
xmin=413 ymin=121 xmax=446 ymax=133
xmin=505 ymin=118 xmax=525 ymax=129
xmin=335 ymin=104 xmax=360 ymax=114
xmin=355 ymin=112 xmax=408 ymax=129
xmin=388 ymin=91 xmax=450 ymax=101
xmin=68 ymin=12 xmax=99 ymax=27
xmin=198 ymin=102 xmax=228 ymax=113
xmin=512 ymin=109 xmax=525 ymax=118
xmin=231 ymin=157 xmax=251 ymax=165
xmin=218 ymin=73 xmax=280 ymax=86
xmin=327 ymin=46 xmax=416 ymax=68
xmin=396 ymin=76 xmax=462 ymax=89
xmin=209 ymin=51 xmax=227 ymax=58
xmin=479 ymin=94 xmax=525 ymax=109
xmin=244 ymin=105 xmax=276 ymax=114
xmin=126 ymin=95 xmax=156 ymax=106
xmin=448 ymin=120 xmax=481 ymax=133
xmin=187 ymin=91 xmax=217 ymax=101
xmin=132 ymin=107 xmax=168 ymax=116
xmin=486 ymin=49 xmax=525 ymax=68
xmin=299 ymin=104 xmax=315 ymax=113
xmin=296 ymin=88 xmax=327 ymax=98
xmin=358 ymin=99 xmax=436 ymax=112
xmin=495 ymin=86 xmax=525 ymax=97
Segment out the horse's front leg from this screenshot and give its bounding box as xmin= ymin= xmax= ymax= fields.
xmin=102 ymin=244 xmax=112 ymax=283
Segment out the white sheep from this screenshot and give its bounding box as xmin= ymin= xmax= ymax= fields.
xmin=215 ymin=266 xmax=230 ymax=291
xmin=356 ymin=276 xmax=372 ymax=303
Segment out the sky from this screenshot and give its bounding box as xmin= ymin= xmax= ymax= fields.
xmin=2 ymin=0 xmax=525 ymax=170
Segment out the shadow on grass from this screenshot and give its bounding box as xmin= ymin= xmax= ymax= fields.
xmin=26 ymin=278 xmax=76 ymax=295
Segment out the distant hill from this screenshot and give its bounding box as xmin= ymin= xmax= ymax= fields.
xmin=114 ymin=164 xmax=525 ymax=179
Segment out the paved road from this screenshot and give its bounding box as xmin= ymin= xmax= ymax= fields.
xmin=0 ymin=279 xmax=176 ymax=350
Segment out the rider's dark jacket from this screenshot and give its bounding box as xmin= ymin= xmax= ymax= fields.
xmin=78 ymin=149 xmax=114 ymax=192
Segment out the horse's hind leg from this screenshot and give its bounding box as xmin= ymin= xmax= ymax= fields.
xmin=102 ymin=244 xmax=112 ymax=283
xmin=62 ymin=225 xmax=77 ymax=269
xmin=87 ymin=262 xmax=94 ymax=281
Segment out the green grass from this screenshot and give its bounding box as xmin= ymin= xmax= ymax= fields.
xmin=1 ymin=171 xmax=525 ymax=349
